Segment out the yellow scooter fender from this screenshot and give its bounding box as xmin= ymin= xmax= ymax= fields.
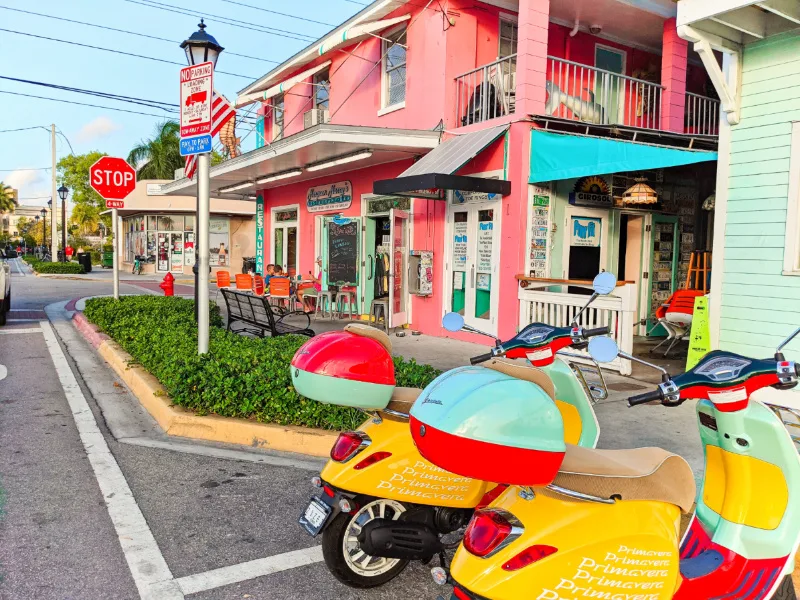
xmin=321 ymin=416 xmax=495 ymax=509
xmin=449 ymin=487 xmax=682 ymax=600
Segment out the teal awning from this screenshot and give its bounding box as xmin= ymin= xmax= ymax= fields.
xmin=529 ymin=131 xmax=718 ymax=183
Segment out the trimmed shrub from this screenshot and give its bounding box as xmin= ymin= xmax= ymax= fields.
xmin=33 ymin=262 xmax=85 ymax=274
xmin=83 ymin=296 xmax=441 ymax=430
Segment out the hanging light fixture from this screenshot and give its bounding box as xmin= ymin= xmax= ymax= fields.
xmin=622 ymin=177 xmax=658 ymax=206
xmin=702 ymin=192 xmax=715 ymax=211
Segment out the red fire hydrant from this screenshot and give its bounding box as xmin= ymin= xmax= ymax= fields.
xmin=159 ymin=272 xmax=175 ymax=296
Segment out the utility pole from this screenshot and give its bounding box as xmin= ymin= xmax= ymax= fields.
xmin=50 ymin=124 xmax=58 ymax=261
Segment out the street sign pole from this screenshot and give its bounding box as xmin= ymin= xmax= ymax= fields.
xmin=197 ymin=153 xmax=210 ymax=354
xmin=112 ymin=208 xmax=119 ymax=300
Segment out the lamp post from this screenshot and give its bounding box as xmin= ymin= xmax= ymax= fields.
xmin=58 ymin=185 xmax=68 ymax=262
xmin=181 ymin=20 xmax=223 ymax=355
xmin=39 ymin=209 xmax=47 ymax=256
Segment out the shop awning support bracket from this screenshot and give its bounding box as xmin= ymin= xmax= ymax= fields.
xmin=677 ymin=25 xmax=742 ymax=125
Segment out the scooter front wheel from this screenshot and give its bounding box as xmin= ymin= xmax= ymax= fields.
xmin=321 ymin=496 xmax=409 ymax=588
xmin=773 ymin=576 xmax=797 ymax=600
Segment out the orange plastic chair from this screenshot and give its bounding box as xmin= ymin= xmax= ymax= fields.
xmin=269 ymin=277 xmax=291 ymax=310
xmin=652 ymin=289 xmax=705 ymax=356
xmin=216 ymin=271 xmax=231 ymax=289
xmin=235 ymin=273 xmax=253 ymax=292
xmin=253 ymin=274 xmax=266 ymax=297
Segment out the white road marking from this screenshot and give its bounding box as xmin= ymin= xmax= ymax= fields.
xmin=9 ymin=309 xmax=35 ymax=311
xmin=0 ymin=328 xmax=42 ymax=334
xmin=12 ymin=258 xmax=25 ymax=276
xmin=0 ymin=364 xmax=6 ymax=381
xmin=4 ymin=318 xmax=41 ymax=322
xmin=39 ymin=320 xmax=184 ymax=600
xmin=175 ymin=546 xmax=324 ymax=595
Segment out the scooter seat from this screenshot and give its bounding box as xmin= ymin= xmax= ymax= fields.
xmin=483 ymin=358 xmax=556 ymax=402
xmin=344 ymin=323 xmax=392 ymax=352
xmin=552 ymin=445 xmax=696 ymax=512
xmin=383 ymin=387 xmax=422 ymax=415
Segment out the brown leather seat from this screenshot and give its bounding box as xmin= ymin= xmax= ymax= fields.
xmin=484 ymin=358 xmax=556 ymax=402
xmin=383 ymin=387 xmax=422 ymax=415
xmin=344 ymin=323 xmax=392 ymax=352
xmin=552 ymin=444 xmax=697 ymax=513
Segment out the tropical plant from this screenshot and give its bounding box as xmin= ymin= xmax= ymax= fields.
xmin=70 ymin=202 xmax=101 ymax=235
xmin=0 ymin=182 xmax=16 ymax=213
xmin=128 ymin=120 xmax=184 ymax=180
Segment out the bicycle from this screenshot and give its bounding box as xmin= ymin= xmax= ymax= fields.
xmin=132 ymin=255 xmax=144 ymax=275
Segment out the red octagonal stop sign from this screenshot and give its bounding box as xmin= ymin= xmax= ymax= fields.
xmin=90 ymin=156 xmax=136 ymax=203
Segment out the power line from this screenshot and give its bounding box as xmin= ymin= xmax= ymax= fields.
xmin=0 ymin=28 xmax=255 ymax=80
xmin=0 ymin=90 xmax=182 ymax=119
xmin=0 ymin=6 xmax=280 ymax=65
xmin=0 ymin=75 xmax=178 ymax=112
xmin=0 ymin=167 xmax=50 ymax=172
xmin=219 ymin=0 xmax=336 ymax=27
xmin=0 ymin=126 xmax=50 ymax=133
xmin=121 ymin=0 xmax=318 ymax=43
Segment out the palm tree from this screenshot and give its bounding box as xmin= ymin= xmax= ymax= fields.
xmin=70 ymin=203 xmax=100 ymax=235
xmin=127 ymin=120 xmax=184 ymax=180
xmin=0 ymin=182 xmax=16 ymax=213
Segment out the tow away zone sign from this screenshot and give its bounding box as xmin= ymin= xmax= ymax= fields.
xmin=180 ymin=62 xmax=213 ymax=138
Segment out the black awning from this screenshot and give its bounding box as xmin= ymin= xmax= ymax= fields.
xmin=373 ymin=173 xmax=511 ymax=199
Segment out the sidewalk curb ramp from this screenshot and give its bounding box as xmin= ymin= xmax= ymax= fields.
xmin=72 ymin=311 xmax=338 ymax=458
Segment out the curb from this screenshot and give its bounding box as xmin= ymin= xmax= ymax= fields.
xmin=71 ymin=312 xmax=337 ymax=458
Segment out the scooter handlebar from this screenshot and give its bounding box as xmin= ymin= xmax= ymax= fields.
xmin=470 ymin=352 xmax=495 ymax=365
xmin=583 ymin=326 xmax=610 ymax=338
xmin=627 ymin=389 xmax=664 ymax=407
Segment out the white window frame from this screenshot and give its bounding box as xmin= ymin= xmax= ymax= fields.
xmin=381 ymin=27 xmax=407 ymax=111
xmin=313 ymin=69 xmax=330 ymax=111
xmin=272 ymin=94 xmax=285 ymax=141
xmin=498 ymin=14 xmax=518 ymax=60
xmin=270 ymin=204 xmax=300 ymax=276
xmin=783 ymin=121 xmax=800 ymax=275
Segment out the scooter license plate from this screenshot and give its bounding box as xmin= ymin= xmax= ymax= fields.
xmin=299 ymin=497 xmax=332 ymax=537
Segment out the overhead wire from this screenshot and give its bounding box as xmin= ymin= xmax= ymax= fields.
xmin=0 ymin=167 xmax=49 ymax=172
xmin=0 ymin=90 xmax=185 ymax=119
xmin=0 ymin=6 xmax=280 ymax=64
xmin=0 ymin=126 xmax=51 ymax=133
xmin=218 ymin=0 xmax=336 ymax=28
xmin=120 ymin=0 xmax=318 ymax=43
xmin=0 ymin=28 xmax=255 ymax=79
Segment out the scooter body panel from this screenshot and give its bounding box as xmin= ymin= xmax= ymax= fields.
xmin=542 ymin=359 xmax=600 ymax=448
xmin=449 ymin=486 xmax=682 ymax=600
xmin=320 ymin=416 xmax=494 ymax=508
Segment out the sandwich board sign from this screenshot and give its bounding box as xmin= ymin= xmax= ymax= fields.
xmin=180 ymin=62 xmax=213 ymax=156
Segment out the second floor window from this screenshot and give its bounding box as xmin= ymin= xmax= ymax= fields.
xmin=273 ymin=94 xmax=285 ymax=141
xmin=314 ymin=69 xmax=330 ymax=111
xmin=499 ymin=19 xmax=518 ymax=58
xmin=382 ymin=29 xmax=407 ymax=108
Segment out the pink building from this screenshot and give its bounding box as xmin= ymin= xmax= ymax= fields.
xmin=162 ymin=0 xmax=721 ymax=359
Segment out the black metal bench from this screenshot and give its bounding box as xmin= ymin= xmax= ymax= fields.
xmin=221 ymin=289 xmax=314 ymax=338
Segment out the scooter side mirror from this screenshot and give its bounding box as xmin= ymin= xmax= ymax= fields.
xmin=592 ymin=272 xmax=617 ymax=295
xmin=588 ymin=337 xmax=619 ymax=364
xmin=442 ymin=312 xmax=465 ymax=332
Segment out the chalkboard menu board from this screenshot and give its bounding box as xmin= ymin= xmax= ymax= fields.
xmin=327 ymin=221 xmax=359 ymax=285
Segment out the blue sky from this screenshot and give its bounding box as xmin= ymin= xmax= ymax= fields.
xmin=0 ymin=0 xmax=362 ymax=206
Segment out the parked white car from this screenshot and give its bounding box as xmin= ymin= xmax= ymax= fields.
xmin=0 ymin=255 xmax=10 ymax=326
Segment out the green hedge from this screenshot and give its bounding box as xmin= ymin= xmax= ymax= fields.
xmin=34 ymin=262 xmax=85 ymax=274
xmin=83 ymin=296 xmax=441 ymax=431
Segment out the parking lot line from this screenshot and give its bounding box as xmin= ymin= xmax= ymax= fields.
xmin=175 ymin=546 xmax=324 ymax=595
xmin=40 ymin=319 xmax=184 ymax=600
xmin=0 ymin=328 xmax=42 ymax=334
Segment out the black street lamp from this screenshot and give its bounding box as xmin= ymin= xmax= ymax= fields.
xmin=180 ymin=19 xmax=224 ymax=67
xmin=39 ymin=209 xmax=47 ymax=254
xmin=58 ymin=185 xmax=68 ymax=262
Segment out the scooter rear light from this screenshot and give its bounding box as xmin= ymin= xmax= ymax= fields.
xmin=322 ymin=485 xmax=335 ymax=498
xmin=453 ymin=587 xmax=471 ymax=600
xmin=330 ymin=431 xmax=369 ymax=463
xmin=463 ymin=509 xmax=520 ymax=558
xmin=502 ymin=545 xmax=558 ymax=571
xmin=353 ymin=451 xmax=392 ymax=470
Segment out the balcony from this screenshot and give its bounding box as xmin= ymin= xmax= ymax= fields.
xmin=546 ymin=57 xmax=666 ymax=131
xmin=685 ymin=92 xmax=720 ymax=137
xmin=454 ymin=54 xmax=516 ymax=127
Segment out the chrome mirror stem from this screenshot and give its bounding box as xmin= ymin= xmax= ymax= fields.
xmin=777 ymin=327 xmax=800 ymax=353
xmin=617 ymin=350 xmax=669 ymax=379
xmin=461 ymin=323 xmax=501 ymax=345
xmin=571 ymin=292 xmax=599 ymax=327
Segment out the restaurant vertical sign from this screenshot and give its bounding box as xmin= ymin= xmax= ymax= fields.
xmin=255 ymin=194 xmax=265 ymax=275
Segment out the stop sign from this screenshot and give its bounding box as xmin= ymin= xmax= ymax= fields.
xmin=89 ymin=157 xmax=136 ymax=201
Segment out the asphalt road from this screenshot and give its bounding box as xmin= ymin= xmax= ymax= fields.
xmin=0 ymin=261 xmax=443 ymax=600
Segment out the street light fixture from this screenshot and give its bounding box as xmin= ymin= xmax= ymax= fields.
xmin=181 ymin=20 xmax=223 ymax=355
xmin=180 ymin=19 xmax=224 ymax=67
xmin=58 ymin=185 xmax=69 ymax=262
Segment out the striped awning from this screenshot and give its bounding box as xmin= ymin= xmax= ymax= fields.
xmin=317 ymin=14 xmax=410 ymax=55
xmin=235 ymin=61 xmax=331 ymax=108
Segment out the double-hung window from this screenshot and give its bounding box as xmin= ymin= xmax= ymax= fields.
xmin=314 ymin=69 xmax=330 ymax=111
xmin=273 ymin=94 xmax=285 ymax=141
xmin=382 ymin=28 xmax=407 ymax=109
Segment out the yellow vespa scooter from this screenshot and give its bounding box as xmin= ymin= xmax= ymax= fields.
xmin=417 ymin=333 xmax=800 ymax=600
xmin=290 ymin=274 xmax=618 ymax=588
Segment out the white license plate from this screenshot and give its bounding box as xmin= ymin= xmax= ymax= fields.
xmin=299 ymin=498 xmax=332 ymax=536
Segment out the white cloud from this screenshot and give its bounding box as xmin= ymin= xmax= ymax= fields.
xmin=75 ymin=116 xmax=122 ymax=143
xmin=2 ymin=169 xmax=50 ymax=206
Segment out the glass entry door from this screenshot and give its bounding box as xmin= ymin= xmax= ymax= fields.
xmin=157 ymin=232 xmax=184 ymax=273
xmin=389 ymin=209 xmax=409 ymax=328
xmin=646 ymin=214 xmax=679 ymax=337
xmin=448 ymin=203 xmax=498 ymax=332
xmin=273 ymin=224 xmax=298 ymax=277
